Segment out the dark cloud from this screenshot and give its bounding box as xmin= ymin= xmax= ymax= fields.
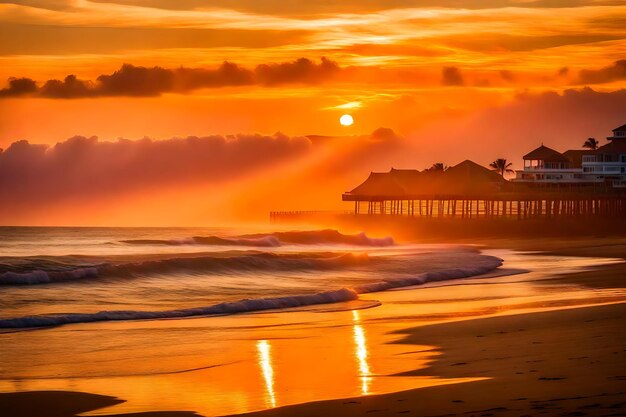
xmin=0 ymin=58 xmax=341 ymax=98
xmin=176 ymin=62 xmax=255 ymax=90
xmin=577 ymin=60 xmax=626 ymax=85
xmin=40 ymin=75 xmax=94 ymax=98
xmin=0 ymin=77 xmax=38 ymax=97
xmin=0 ymin=133 xmax=312 ymax=206
xmin=96 ymin=64 xmax=174 ymax=96
xmin=255 ymin=57 xmax=340 ymax=86
xmin=442 ymin=66 xmax=464 ymax=86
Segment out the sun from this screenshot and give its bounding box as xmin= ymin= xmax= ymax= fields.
xmin=339 ymin=114 xmax=354 ymax=126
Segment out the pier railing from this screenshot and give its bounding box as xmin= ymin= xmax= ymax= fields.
xmin=269 ymin=210 xmax=351 ymax=223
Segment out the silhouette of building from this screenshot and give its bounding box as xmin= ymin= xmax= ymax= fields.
xmin=340 ymin=124 xmax=626 ymax=219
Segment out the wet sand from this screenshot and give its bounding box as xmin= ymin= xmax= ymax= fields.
xmin=229 ymin=238 xmax=626 ymax=417
xmin=233 ymin=302 xmax=626 ymax=417
xmin=1 ymin=239 xmax=624 ymax=417
xmin=4 ymin=302 xmax=624 ymax=417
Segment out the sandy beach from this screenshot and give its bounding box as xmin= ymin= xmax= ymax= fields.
xmin=1 ymin=238 xmax=625 ymax=417
xmin=233 ymin=302 xmax=626 ymax=417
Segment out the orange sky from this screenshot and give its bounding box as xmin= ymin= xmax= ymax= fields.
xmin=0 ymin=0 xmax=625 ymax=225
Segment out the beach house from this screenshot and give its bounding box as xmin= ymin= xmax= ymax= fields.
xmin=513 ymin=124 xmax=626 ymax=188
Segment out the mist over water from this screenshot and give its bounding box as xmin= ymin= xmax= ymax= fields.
xmin=0 ymin=227 xmax=501 ymax=328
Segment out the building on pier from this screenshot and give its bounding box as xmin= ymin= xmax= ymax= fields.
xmin=342 ymin=125 xmax=626 ymax=219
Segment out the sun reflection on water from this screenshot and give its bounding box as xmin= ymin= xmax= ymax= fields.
xmin=256 ymin=340 xmax=277 ymax=408
xmin=352 ymin=310 xmax=372 ymax=395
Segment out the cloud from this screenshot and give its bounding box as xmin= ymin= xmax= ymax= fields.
xmin=95 ymin=64 xmax=175 ymax=97
xmin=0 ymin=58 xmax=341 ymax=98
xmin=40 ymin=75 xmax=94 ymax=98
xmin=577 ymin=60 xmax=626 ymax=85
xmin=442 ymin=66 xmax=464 ymax=86
xmin=255 ymin=57 xmax=340 ymax=86
xmin=0 ymin=133 xmax=312 ymax=206
xmin=51 ymin=0 xmax=626 ymax=14
xmin=176 ymin=62 xmax=255 ymax=90
xmin=0 ymin=77 xmax=37 ymax=97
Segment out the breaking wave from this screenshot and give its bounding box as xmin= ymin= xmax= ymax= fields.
xmin=0 ymin=256 xmax=503 ymax=329
xmin=0 ymin=288 xmax=359 ymax=329
xmin=0 ymin=252 xmax=370 ymax=286
xmin=121 ymin=229 xmax=393 ymax=247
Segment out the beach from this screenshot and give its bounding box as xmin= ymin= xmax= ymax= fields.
xmin=1 ymin=233 xmax=625 ymax=417
xmin=235 ymin=303 xmax=626 ymax=417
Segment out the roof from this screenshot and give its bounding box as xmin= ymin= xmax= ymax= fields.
xmin=562 ymin=150 xmax=588 ymax=168
xmin=439 ymin=160 xmax=506 ymax=195
xmin=349 ymin=172 xmax=406 ymax=196
xmin=523 ymin=145 xmax=569 ymax=162
xmin=444 ymin=160 xmax=504 ymax=182
xmin=612 ymin=124 xmax=626 ymax=132
xmin=347 ymin=160 xmax=505 ymax=198
xmin=597 ymin=140 xmax=626 ymax=154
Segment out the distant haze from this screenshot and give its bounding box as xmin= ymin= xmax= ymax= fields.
xmin=0 ymin=0 xmax=624 ymax=225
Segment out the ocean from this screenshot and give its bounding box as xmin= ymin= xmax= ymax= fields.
xmin=2 ymin=227 xmax=625 ymax=416
xmin=0 ymin=226 xmax=501 ymax=328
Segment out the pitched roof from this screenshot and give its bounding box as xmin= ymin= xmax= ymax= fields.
xmin=444 ymin=160 xmax=504 ymax=182
xmin=439 ymin=160 xmax=506 ymax=194
xmin=523 ymin=145 xmax=569 ymax=162
xmin=597 ymin=140 xmax=626 ymax=154
xmin=349 ymin=172 xmax=408 ymax=196
xmin=612 ymin=124 xmax=626 ymax=132
xmin=348 ymin=161 xmax=505 ymax=197
xmin=562 ymin=150 xmax=588 ymax=168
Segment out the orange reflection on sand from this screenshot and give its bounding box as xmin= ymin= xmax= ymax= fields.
xmin=352 ymin=310 xmax=372 ymax=395
xmin=256 ymin=340 xmax=277 ymax=408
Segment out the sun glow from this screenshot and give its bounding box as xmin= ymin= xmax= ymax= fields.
xmin=340 ymin=114 xmax=354 ymax=126
xmin=352 ymin=310 xmax=372 ymax=395
xmin=256 ymin=340 xmax=277 ymax=408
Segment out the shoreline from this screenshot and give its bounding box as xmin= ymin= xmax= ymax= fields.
xmin=0 ymin=239 xmax=624 ymax=417
xmin=230 ymin=302 xmax=626 ymax=417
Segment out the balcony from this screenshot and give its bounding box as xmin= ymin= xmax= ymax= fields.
xmin=519 ymin=167 xmax=581 ymax=173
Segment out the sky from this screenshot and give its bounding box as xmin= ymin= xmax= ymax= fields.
xmin=0 ymin=0 xmax=625 ymax=225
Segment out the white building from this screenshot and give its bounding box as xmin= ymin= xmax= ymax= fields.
xmin=514 ymin=124 xmax=626 ymax=188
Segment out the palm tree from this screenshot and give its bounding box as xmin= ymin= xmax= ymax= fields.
xmin=583 ymin=137 xmax=599 ymax=150
xmin=425 ymin=162 xmax=448 ymax=172
xmin=490 ymin=158 xmax=514 ymax=177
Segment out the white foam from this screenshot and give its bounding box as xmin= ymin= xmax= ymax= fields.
xmin=0 ymin=288 xmax=359 ymax=328
xmin=0 ymin=256 xmax=504 ymax=329
xmin=353 ymin=256 xmax=503 ymax=294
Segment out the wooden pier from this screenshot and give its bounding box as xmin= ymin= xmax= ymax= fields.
xmin=347 ymin=195 xmax=626 ymax=219
xmin=342 ymin=160 xmax=626 ymax=220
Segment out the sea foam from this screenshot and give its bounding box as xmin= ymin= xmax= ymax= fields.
xmin=121 ymin=229 xmax=394 ymax=247
xmin=0 ymin=256 xmax=503 ymax=329
xmin=0 ymin=252 xmax=370 ymax=285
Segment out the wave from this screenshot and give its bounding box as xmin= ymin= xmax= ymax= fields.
xmin=121 ymin=229 xmax=393 ymax=247
xmin=0 ymin=252 xmax=370 ymax=286
xmin=241 ymin=230 xmax=394 ymax=246
xmin=0 ymin=268 xmax=99 ymax=285
xmin=353 ymin=257 xmax=503 ymax=293
xmin=0 ymin=256 xmax=503 ymax=329
xmin=121 ymin=236 xmax=281 ymax=247
xmin=0 ymin=288 xmax=359 ymax=329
